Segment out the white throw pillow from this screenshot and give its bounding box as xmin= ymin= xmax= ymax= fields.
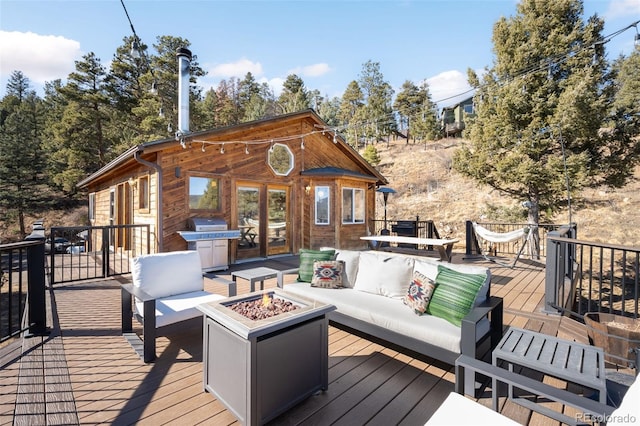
xmin=353 ymin=251 xmax=414 ymax=299
xmin=335 ymin=249 xmax=361 ymax=288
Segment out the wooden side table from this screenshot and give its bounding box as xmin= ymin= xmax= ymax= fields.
xmin=231 ymin=267 xmax=279 ymax=293
xmin=493 ymin=327 xmax=607 ymax=407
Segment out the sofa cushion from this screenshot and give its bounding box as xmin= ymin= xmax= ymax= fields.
xmin=414 ymin=258 xmax=491 ymax=304
xmin=311 ymin=260 xmax=344 ymax=288
xmin=131 ymin=250 xmax=203 ymax=299
xmin=283 ymin=282 xmax=466 ymax=353
xmin=135 ymin=290 xmax=225 ymax=328
xmin=298 ymin=249 xmax=335 ymax=282
xmin=335 ymin=249 xmax=361 ymax=288
xmin=353 ymin=251 xmax=414 ymax=299
xmin=427 ymin=265 xmax=487 ymax=326
xmin=403 ymin=270 xmax=436 ymax=315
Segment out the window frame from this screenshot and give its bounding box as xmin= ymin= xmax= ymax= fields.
xmin=341 ymin=187 xmax=365 ymax=224
xmin=314 ymin=186 xmax=330 ymax=225
xmin=88 ymin=193 xmax=96 ymax=221
xmin=188 ymin=174 xmax=222 ymax=212
xmin=138 ymin=175 xmax=150 ymax=212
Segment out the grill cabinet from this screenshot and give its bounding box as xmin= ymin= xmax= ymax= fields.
xmin=178 ymin=217 xmax=240 ymax=272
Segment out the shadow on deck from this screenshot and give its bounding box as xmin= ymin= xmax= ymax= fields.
xmin=0 ymin=251 xmax=602 ymax=425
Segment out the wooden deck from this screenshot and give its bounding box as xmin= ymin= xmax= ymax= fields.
xmin=0 ymin=252 xmax=602 ymax=425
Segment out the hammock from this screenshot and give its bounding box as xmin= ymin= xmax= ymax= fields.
xmin=472 ymin=222 xmax=531 ymax=268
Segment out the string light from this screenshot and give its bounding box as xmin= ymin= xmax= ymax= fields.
xmin=245 ymin=143 xmax=250 ymax=155
xmin=300 ymin=138 xmax=305 ymax=150
xmin=201 ymin=142 xmax=205 ymax=152
xmin=333 ymin=132 xmax=337 ymax=144
xmin=220 ymin=143 xmax=225 ymax=154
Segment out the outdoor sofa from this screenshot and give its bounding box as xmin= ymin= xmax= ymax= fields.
xmin=277 ymin=248 xmax=504 ymax=394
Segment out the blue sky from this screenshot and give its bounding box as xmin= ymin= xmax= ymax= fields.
xmin=1 ymin=0 xmax=638 ymax=108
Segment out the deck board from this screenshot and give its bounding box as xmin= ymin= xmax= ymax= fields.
xmin=3 ymin=251 xmax=607 ymax=425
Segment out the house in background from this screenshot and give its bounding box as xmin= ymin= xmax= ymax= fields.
xmin=77 ymin=109 xmax=388 ymax=266
xmin=440 ymin=96 xmax=475 ymax=138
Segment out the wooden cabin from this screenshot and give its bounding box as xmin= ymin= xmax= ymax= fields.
xmin=77 ymin=109 xmax=388 ymax=266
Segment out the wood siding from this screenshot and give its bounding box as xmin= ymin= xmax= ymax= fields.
xmin=82 ymin=111 xmax=386 ymax=260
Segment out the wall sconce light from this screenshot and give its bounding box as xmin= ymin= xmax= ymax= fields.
xmin=305 ymin=185 xmax=311 ymax=195
xmin=128 ymin=177 xmax=137 ymax=190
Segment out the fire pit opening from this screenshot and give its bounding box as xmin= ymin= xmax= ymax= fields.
xmin=228 ymin=293 xmax=300 ymax=320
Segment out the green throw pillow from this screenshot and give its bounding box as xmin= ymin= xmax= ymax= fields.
xmin=427 ymin=265 xmax=486 ymax=327
xmin=298 ymin=249 xmax=335 ymax=282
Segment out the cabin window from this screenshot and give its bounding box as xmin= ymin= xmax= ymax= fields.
xmin=138 ymin=175 xmax=149 ymax=211
xmin=268 ymin=143 xmax=294 ymax=176
xmin=189 ymin=176 xmax=220 ymax=210
xmin=342 ymin=188 xmax=365 ymax=224
xmin=315 ymin=186 xmax=330 ymax=225
xmin=89 ymin=193 xmax=96 ymax=221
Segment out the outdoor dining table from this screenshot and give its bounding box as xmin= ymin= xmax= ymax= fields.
xmin=360 ymin=235 xmax=459 ymax=262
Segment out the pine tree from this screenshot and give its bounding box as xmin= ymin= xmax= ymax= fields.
xmin=453 ymin=0 xmax=640 ymax=254
xmin=0 ymin=72 xmax=48 ymax=237
xmin=358 ymin=61 xmax=395 ymax=143
xmin=338 ymin=81 xmax=365 ymax=147
xmin=277 ymin=74 xmax=310 ymax=114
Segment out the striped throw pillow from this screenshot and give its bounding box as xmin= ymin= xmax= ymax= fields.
xmin=427 ymin=265 xmax=487 ymax=326
xmin=297 ymin=249 xmax=335 ymax=282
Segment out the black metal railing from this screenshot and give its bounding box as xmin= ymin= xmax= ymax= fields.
xmin=545 ymin=232 xmax=640 ymax=319
xmin=370 ymin=217 xmax=441 ymax=246
xmin=0 ymin=240 xmax=47 ymax=343
xmin=49 ymin=224 xmax=152 ymax=285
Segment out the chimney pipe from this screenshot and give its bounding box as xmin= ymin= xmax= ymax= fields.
xmin=176 ymin=47 xmax=192 ymax=134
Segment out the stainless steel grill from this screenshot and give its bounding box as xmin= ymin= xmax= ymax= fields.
xmin=178 ymin=217 xmax=240 ymax=271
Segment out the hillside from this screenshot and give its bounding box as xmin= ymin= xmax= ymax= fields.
xmin=372 ymin=137 xmax=640 ymax=247
xmin=2 ymin=137 xmax=638 ymax=247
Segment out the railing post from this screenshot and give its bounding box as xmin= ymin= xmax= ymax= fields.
xmin=465 ymin=220 xmax=474 ymax=256
xmin=544 ymin=232 xmax=564 ymax=315
xmin=26 ymin=242 xmax=48 ymax=335
xmin=102 ymin=227 xmax=109 ymax=278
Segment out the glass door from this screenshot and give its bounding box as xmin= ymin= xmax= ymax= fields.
xmin=237 ymin=185 xmax=260 ymax=259
xmin=267 ymin=186 xmax=290 ymax=256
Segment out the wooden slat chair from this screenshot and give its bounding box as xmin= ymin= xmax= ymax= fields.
xmin=121 ymin=250 xmax=233 ymax=362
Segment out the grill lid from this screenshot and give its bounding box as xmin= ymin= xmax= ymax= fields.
xmin=187 ymin=217 xmax=228 ymax=231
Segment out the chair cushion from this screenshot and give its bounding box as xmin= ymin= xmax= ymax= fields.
xmin=403 ymin=270 xmax=436 ymax=315
xmin=311 ymin=260 xmax=344 ymax=288
xmin=426 ymin=392 xmax=519 ymax=425
xmin=609 ymin=373 xmax=640 ymax=425
xmin=131 ymin=250 xmax=204 ymax=299
xmin=135 ymin=290 xmax=225 ymax=328
xmin=427 ymin=265 xmax=487 ymax=326
xmin=298 ymin=249 xmax=335 ymax=282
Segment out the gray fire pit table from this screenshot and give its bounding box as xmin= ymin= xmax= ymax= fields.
xmin=197 ymin=289 xmax=335 ymax=426
xmin=231 ymin=266 xmax=279 ymax=292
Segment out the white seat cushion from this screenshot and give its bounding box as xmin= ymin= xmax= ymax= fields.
xmin=609 ymin=373 xmax=640 ymax=425
xmin=426 ymin=392 xmax=519 ymax=425
xmin=283 ymin=283 xmax=474 ymax=353
xmin=135 ymin=290 xmax=226 ymax=328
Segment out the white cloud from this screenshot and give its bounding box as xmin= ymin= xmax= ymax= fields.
xmin=286 ymin=63 xmax=332 ymax=78
xmin=0 ymin=31 xmax=81 ymax=85
xmin=259 ymin=76 xmax=285 ymax=97
xmin=207 ymin=58 xmax=263 ymax=78
xmin=426 ymin=70 xmax=475 ymax=108
xmin=604 ymin=0 xmax=640 ymax=19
